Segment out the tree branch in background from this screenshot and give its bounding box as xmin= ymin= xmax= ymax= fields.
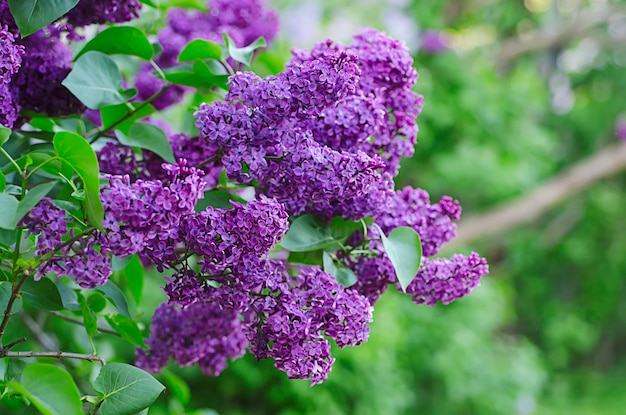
xmin=495 ymin=5 xmax=625 ymax=66
xmin=451 ymin=143 xmax=626 ymax=247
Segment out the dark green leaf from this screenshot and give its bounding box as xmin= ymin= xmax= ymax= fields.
xmin=163 ymin=61 xmax=229 ymax=90
xmin=5 ymin=359 xmax=27 ymax=382
xmin=62 ymin=51 xmax=134 ymax=109
xmin=375 ymin=225 xmax=422 ymax=293
xmin=97 ymin=280 xmax=131 ymax=318
xmin=322 ymin=251 xmax=357 ymax=287
xmin=194 ymin=190 xmax=245 ymax=211
xmin=115 ymin=123 xmax=175 ymax=163
xmin=53 ymin=131 xmax=104 ymax=228
xmin=76 ymin=26 xmax=153 ymax=60
xmin=0 ymin=229 xmax=16 ymax=247
xmin=223 ymin=34 xmax=267 ymax=66
xmin=287 ymin=250 xmax=323 ymax=266
xmin=93 ymin=363 xmax=165 ymax=415
xmin=0 ymin=172 xmax=5 ymax=192
xmin=120 ymin=255 xmax=144 ymax=305
xmin=280 ymin=215 xmax=339 ymax=252
xmin=0 ymin=194 xmax=18 ymax=230
xmin=160 ymin=369 xmax=190 ymax=406
xmin=105 ymin=314 xmax=147 ymax=348
xmin=78 ymin=292 xmax=99 ymax=338
xmin=13 ymin=181 xmax=57 ymax=227
xmin=100 ymin=103 xmax=156 ymax=135
xmin=8 ymin=364 xmax=82 ymax=415
xmin=7 ymin=0 xmax=79 ymax=37
xmin=0 ymin=281 xmax=22 ymax=315
xmin=178 ymin=39 xmax=223 ymax=62
xmin=329 ymin=217 xmax=363 ymax=243
xmin=21 ymin=277 xmax=64 ymax=310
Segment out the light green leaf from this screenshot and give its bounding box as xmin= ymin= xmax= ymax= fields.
xmin=375 ymin=225 xmax=422 ymax=293
xmin=105 ymin=314 xmax=147 ymax=348
xmin=0 ymin=126 xmax=11 ymax=145
xmin=322 ymin=251 xmax=358 ymax=287
xmin=115 ymin=123 xmax=175 ymax=163
xmin=97 ymin=280 xmax=131 ymax=318
xmin=100 ymin=103 xmax=156 ymax=135
xmin=8 ymin=364 xmax=82 ymax=415
xmin=53 ymin=131 xmax=104 ymax=228
xmin=194 ymin=190 xmax=245 ymax=211
xmin=7 ymin=0 xmax=79 ymax=37
xmin=93 ymin=363 xmax=165 ymax=415
xmin=223 ymin=34 xmax=267 ymax=66
xmin=178 ymin=39 xmax=223 ymax=62
xmin=21 ymin=277 xmax=64 ymax=310
xmin=76 ymin=26 xmax=153 ymax=60
xmin=62 ymin=51 xmax=136 ymax=109
xmin=163 ymin=61 xmax=229 ymax=90
xmin=0 ymin=193 xmax=18 ymax=230
xmin=280 ymin=215 xmax=338 ymax=252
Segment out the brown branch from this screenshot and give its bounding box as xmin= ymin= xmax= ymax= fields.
xmin=452 ymin=143 xmax=626 ymax=246
xmin=3 ymin=351 xmax=105 ymax=365
xmin=495 ymin=5 xmax=626 ymax=66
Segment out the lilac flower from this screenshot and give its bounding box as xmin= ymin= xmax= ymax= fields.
xmin=100 ymin=160 xmax=206 ymax=266
xmin=0 ymin=82 xmax=19 ymax=127
xmin=65 ymin=0 xmax=141 ymax=27
xmin=0 ymin=26 xmax=23 ymax=84
xmin=15 ymin=30 xmax=85 ymax=117
xmin=615 ymin=118 xmax=626 ymax=141
xmin=137 ymin=302 xmax=247 ymax=376
xmin=406 ymin=253 xmax=489 ymax=306
xmin=22 ymin=198 xmax=70 ymax=257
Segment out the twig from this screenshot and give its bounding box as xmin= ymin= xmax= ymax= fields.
xmin=451 ymin=143 xmax=626 ymax=247
xmin=48 ymin=311 xmax=120 ymax=337
xmin=495 ymin=5 xmax=626 ymax=66
xmin=3 ymin=351 xmax=105 ymax=365
xmin=0 ymin=271 xmax=30 ymax=343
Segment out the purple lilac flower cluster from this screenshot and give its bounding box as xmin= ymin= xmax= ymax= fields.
xmin=64 ymin=0 xmax=141 ymax=28
xmin=195 ymin=38 xmax=409 ymax=219
xmin=341 ymin=187 xmax=488 ymax=306
xmin=135 ymin=0 xmax=279 ymax=109
xmin=0 ymin=21 xmax=22 ymax=127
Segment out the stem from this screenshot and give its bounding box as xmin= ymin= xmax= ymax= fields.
xmin=195 ymin=150 xmax=223 ymax=170
xmin=0 ymin=271 xmax=30 ymax=344
xmin=25 ymin=156 xmax=62 ymax=181
xmin=0 ymin=146 xmax=23 ymax=178
xmin=48 ymin=311 xmax=120 ymax=337
xmin=88 ymin=83 xmax=173 ymax=145
xmin=3 ymin=351 xmax=105 ymax=365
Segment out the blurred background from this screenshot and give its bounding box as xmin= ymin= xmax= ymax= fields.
xmin=2 ymin=0 xmax=625 ymax=414
xmin=145 ymin=0 xmax=626 ymax=413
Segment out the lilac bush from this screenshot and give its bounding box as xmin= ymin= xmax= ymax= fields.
xmin=0 ymin=0 xmax=488 ymax=404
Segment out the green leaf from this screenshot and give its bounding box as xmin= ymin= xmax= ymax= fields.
xmin=111 ymin=255 xmax=132 ymax=272
xmin=120 ymin=255 xmax=144 ymax=306
xmin=194 ymin=190 xmax=245 ymax=211
xmin=0 ymin=172 xmax=5 ymax=192
xmin=178 ymin=39 xmax=223 ymax=62
xmin=53 ymin=131 xmax=104 ymax=228
xmin=375 ymin=225 xmax=422 ymax=293
xmin=0 ymin=281 xmax=22 ymax=315
xmin=97 ymin=280 xmax=131 ymax=318
xmin=21 ymin=277 xmax=64 ymax=310
xmin=0 ymin=193 xmax=18 ymax=230
xmin=100 ymin=102 xmax=156 ymax=135
xmin=160 ymin=369 xmax=190 ymax=406
xmin=105 ymin=314 xmax=147 ymax=348
xmin=93 ymin=363 xmax=165 ymax=415
xmin=0 ymin=126 xmax=11 ymax=145
xmin=163 ymin=61 xmax=229 ymax=90
xmin=8 ymin=364 xmax=82 ymax=415
xmin=7 ymin=0 xmax=79 ymax=37
xmin=13 ymin=181 xmax=57 ymax=227
xmin=223 ymin=34 xmax=267 ymax=66
xmin=115 ymin=123 xmax=175 ymax=163
xmin=76 ymin=26 xmax=153 ymax=60
xmin=77 ymin=292 xmax=99 ymax=338
xmin=62 ymin=51 xmax=136 ymax=109
xmin=322 ymin=252 xmax=357 ymax=287
xmin=5 ymin=359 xmax=27 ymax=382
xmin=287 ymin=250 xmax=323 ymax=266
xmin=56 ymin=284 xmax=80 ymax=311
xmin=280 ymin=215 xmax=339 ymax=252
